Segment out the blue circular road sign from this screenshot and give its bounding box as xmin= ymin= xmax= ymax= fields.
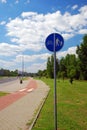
xmin=45 ymin=33 xmax=64 ymax=52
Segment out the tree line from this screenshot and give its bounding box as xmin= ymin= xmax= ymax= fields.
xmin=0 ymin=68 xmax=37 ymax=77
xmin=38 ymin=34 xmax=87 ymax=80
xmin=0 ymin=69 xmax=18 ymax=77
xmin=0 ymin=69 xmax=31 ymax=77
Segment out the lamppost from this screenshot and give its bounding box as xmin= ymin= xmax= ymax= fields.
xmin=15 ymin=50 xmax=24 ymax=84
xmin=21 ymin=54 xmax=24 ymax=83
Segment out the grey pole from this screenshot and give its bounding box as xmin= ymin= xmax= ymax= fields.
xmin=22 ymin=54 xmax=24 ymax=82
xmin=54 ymin=33 xmax=57 ymax=130
xmin=45 ymin=33 xmax=64 ymax=130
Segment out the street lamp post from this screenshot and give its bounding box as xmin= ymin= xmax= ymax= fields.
xmin=21 ymin=54 xmax=24 ymax=83
xmin=15 ymin=50 xmax=24 ymax=84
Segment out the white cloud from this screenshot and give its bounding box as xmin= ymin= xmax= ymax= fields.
xmin=15 ymin=0 xmax=19 ymax=4
xmin=0 ymin=42 xmax=21 ymax=56
xmin=15 ymin=53 xmax=51 ymax=63
xmin=79 ymin=29 xmax=87 ymax=34
xmin=79 ymin=5 xmax=87 ymax=19
xmin=0 ymin=5 xmax=87 ymax=72
xmin=0 ymin=0 xmax=7 ymax=3
xmin=0 ymin=59 xmax=15 ymax=69
xmin=72 ymin=5 xmax=78 ymax=10
xmin=57 ymin=46 xmax=77 ymax=59
xmin=6 ymin=5 xmax=87 ymax=51
xmin=26 ymin=0 xmax=30 ymax=4
xmin=0 ymin=21 xmax=6 ymax=25
xmin=26 ymin=62 xmax=47 ymax=73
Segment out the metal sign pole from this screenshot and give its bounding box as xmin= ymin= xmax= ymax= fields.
xmin=54 ymin=34 xmax=57 ymax=130
xmin=22 ymin=55 xmax=24 ymax=80
xmin=45 ymin=33 xmax=64 ymax=130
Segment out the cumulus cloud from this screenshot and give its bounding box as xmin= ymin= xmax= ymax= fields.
xmin=57 ymin=46 xmax=77 ymax=59
xmin=0 ymin=5 xmax=87 ymax=72
xmin=0 ymin=59 xmax=15 ymax=69
xmin=79 ymin=29 xmax=87 ymax=34
xmin=0 ymin=21 xmax=6 ymax=25
xmin=0 ymin=42 xmax=21 ymax=56
xmin=72 ymin=5 xmax=78 ymax=10
xmin=26 ymin=62 xmax=47 ymax=73
xmin=6 ymin=5 xmax=87 ymax=50
xmin=15 ymin=0 xmax=19 ymax=4
xmin=15 ymin=53 xmax=51 ymax=63
xmin=25 ymin=0 xmax=30 ymax=4
xmin=0 ymin=0 xmax=7 ymax=3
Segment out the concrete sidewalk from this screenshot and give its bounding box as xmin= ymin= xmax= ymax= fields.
xmin=0 ymin=79 xmax=50 ymax=130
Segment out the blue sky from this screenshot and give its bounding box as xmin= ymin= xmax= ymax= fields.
xmin=0 ymin=0 xmax=87 ymax=73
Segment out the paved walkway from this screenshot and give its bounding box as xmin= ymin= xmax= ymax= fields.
xmin=0 ymin=78 xmax=50 ymax=130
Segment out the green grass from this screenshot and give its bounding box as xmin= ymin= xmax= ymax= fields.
xmin=0 ymin=91 xmax=9 ymax=97
xmin=32 ymin=78 xmax=87 ymax=130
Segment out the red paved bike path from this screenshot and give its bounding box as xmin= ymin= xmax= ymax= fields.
xmin=0 ymin=79 xmax=37 ymax=111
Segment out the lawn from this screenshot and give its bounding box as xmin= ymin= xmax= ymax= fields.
xmin=0 ymin=92 xmax=9 ymax=97
xmin=32 ymin=78 xmax=87 ymax=130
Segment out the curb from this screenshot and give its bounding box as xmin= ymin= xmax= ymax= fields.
xmin=28 ymin=87 xmax=50 ymax=130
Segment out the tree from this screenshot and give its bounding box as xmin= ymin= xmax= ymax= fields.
xmin=68 ymin=66 xmax=76 ymax=84
xmin=76 ymin=34 xmax=87 ymax=80
xmin=0 ymin=68 xmax=18 ymax=77
xmin=47 ymin=55 xmax=59 ymax=78
xmin=59 ymin=57 xmax=67 ymax=80
xmin=38 ymin=70 xmax=43 ymax=78
xmin=63 ymin=54 xmax=78 ymax=79
xmin=74 ymin=58 xmax=80 ymax=80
